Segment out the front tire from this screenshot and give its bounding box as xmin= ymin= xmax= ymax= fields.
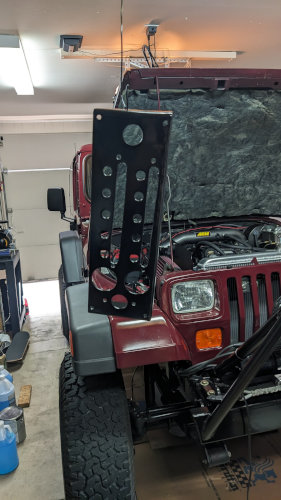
xmin=59 ymin=353 xmax=135 ymax=500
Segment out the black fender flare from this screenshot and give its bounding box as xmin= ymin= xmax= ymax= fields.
xmin=66 ymin=283 xmax=116 ymax=376
xmin=59 ymin=230 xmax=84 ymax=285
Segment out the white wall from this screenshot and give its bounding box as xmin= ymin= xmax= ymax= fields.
xmin=0 ymin=118 xmax=92 ymax=280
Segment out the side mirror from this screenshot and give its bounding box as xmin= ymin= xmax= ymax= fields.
xmin=47 ymin=188 xmax=66 ymax=215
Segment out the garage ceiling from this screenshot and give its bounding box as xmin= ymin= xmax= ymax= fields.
xmin=1 ymin=0 xmax=281 ymax=117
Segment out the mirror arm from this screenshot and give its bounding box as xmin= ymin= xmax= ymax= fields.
xmin=60 ymin=212 xmax=75 ymax=223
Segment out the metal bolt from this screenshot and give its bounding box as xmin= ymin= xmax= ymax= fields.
xmin=207 ymin=389 xmax=215 ymax=396
xmin=200 ymin=379 xmax=209 ymax=386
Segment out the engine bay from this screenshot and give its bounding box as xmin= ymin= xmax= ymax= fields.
xmin=159 ymin=219 xmax=281 ymax=271
xmin=105 ymin=219 xmax=281 ymax=296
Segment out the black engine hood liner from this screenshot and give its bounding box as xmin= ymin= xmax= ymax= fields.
xmin=122 ymin=89 xmax=281 ymax=220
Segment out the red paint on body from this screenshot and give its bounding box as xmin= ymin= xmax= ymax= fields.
xmin=71 ymin=70 xmax=281 ymax=370
xmin=110 ymin=304 xmax=190 ymax=369
xmin=72 ymin=140 xmax=281 ymax=369
xmin=110 ymin=259 xmax=281 ymax=368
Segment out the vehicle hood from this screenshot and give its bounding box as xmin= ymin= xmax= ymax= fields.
xmin=122 ymin=86 xmax=281 ymax=220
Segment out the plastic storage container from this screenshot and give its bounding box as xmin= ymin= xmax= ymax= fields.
xmin=0 ymin=371 xmax=15 ymax=411
xmin=0 ymin=420 xmax=19 ymax=474
xmin=0 ymin=364 xmax=13 ymax=383
xmin=0 ymin=406 xmax=26 ymax=444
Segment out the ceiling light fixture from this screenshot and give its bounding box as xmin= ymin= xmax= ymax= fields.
xmin=0 ymin=34 xmax=34 ymax=95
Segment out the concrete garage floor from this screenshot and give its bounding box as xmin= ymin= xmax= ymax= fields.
xmin=1 ymin=280 xmax=281 ymax=500
xmin=0 ymin=280 xmax=66 ymax=500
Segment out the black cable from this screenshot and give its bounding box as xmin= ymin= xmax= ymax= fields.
xmin=195 ymin=240 xmax=225 ymax=256
xmin=217 ymin=242 xmax=269 ymax=253
xmin=150 ymin=44 xmax=158 ymax=67
xmin=147 ymin=35 xmax=153 ymax=66
xmin=142 ymin=45 xmax=151 ymax=67
xmin=218 ymin=242 xmax=255 ymax=252
xmin=147 ymin=33 xmax=151 ymax=53
xmin=148 ymin=35 xmax=158 ymax=67
xmin=218 ymin=242 xmax=251 ymax=252
xmin=142 ymin=43 xmax=158 ymax=68
xmin=81 ymin=47 xmax=143 ymax=57
xmin=131 ymin=366 xmax=139 ymax=400
xmin=180 ymin=342 xmax=242 ymax=376
xmin=244 ymin=397 xmax=252 ymax=500
xmin=120 ymin=0 xmax=124 ymax=88
xmin=125 ymin=83 xmax=129 ymax=110
xmin=225 ymin=234 xmax=251 ymax=246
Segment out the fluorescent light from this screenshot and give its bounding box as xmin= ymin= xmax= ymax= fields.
xmin=0 ymin=34 xmax=34 ymax=95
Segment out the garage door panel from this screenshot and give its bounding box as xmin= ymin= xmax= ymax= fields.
xmin=3 ymin=128 xmax=91 ymax=279
xmin=19 ymin=244 xmax=63 ymax=281
xmin=5 ymin=170 xmax=71 ymax=210
xmin=12 ymin=208 xmax=71 ymax=247
xmin=1 ymin=132 xmax=91 ymax=170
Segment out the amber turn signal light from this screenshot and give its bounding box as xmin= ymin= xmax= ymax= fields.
xmin=196 ymin=328 xmax=222 ymax=350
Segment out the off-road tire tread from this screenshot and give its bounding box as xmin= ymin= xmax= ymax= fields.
xmin=59 ymin=352 xmax=135 ymax=499
xmin=58 ymin=265 xmax=69 ymax=340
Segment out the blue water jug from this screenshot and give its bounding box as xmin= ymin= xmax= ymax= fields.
xmin=0 ymin=371 xmax=15 ymax=411
xmin=0 ymin=420 xmax=19 ymax=474
xmin=0 ymin=364 xmax=13 ymax=383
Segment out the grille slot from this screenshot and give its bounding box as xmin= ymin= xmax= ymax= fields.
xmin=227 ymin=271 xmax=280 ymax=341
xmin=271 ymin=272 xmax=281 ymax=303
xmin=227 ymin=278 xmax=239 ymax=343
xmin=257 ymin=274 xmax=268 ymax=327
xmin=242 ymin=276 xmax=254 ymax=340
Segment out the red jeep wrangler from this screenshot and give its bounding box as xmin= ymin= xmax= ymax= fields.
xmin=48 ymin=68 xmax=281 ymax=499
